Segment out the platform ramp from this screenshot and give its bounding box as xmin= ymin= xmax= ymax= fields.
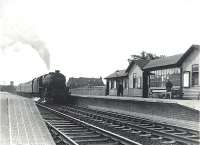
xmin=0 ymin=92 xmax=55 ymax=145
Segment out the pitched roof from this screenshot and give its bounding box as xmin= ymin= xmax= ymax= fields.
xmin=143 ymin=44 xmax=200 ymax=70
xmin=126 ymin=59 xmax=150 ymax=73
xmin=105 ymin=70 xmax=128 ymax=79
xmin=177 ymin=45 xmax=200 ymax=65
xmin=143 ymin=54 xmax=183 ymax=70
xmin=67 ymin=77 xmax=104 ymax=88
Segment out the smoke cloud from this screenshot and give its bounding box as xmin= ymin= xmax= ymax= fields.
xmin=0 ymin=19 xmax=50 ymax=69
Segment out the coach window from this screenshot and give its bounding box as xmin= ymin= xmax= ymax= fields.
xmin=192 ymin=64 xmax=199 ymax=86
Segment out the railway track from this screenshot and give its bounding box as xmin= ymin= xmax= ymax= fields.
xmin=45 ymin=104 xmax=200 ymax=145
xmin=37 ymin=103 xmax=141 ymax=145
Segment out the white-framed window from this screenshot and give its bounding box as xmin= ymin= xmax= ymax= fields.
xmin=111 ymin=80 xmax=114 ymax=89
xmin=132 ymin=73 xmax=142 ymax=89
xmin=124 ymin=79 xmax=128 ymax=88
xmin=192 ymin=64 xmax=199 ymax=86
xmin=114 ymin=80 xmax=116 ymax=88
xmin=183 ymin=71 xmax=190 ymax=88
xmin=133 ymin=73 xmax=136 ymax=88
xmin=137 ymin=77 xmax=142 ymax=88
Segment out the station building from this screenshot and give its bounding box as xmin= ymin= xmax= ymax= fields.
xmin=143 ymin=45 xmax=200 ymax=99
xmin=105 ymin=45 xmax=200 ymax=99
xmin=105 ymin=59 xmax=149 ymax=97
xmin=105 ymin=70 xmax=128 ymax=96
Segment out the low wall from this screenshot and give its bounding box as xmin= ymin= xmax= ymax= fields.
xmin=128 ymin=88 xmax=143 ymax=97
xmin=109 ymin=88 xmax=129 ymax=96
xmin=70 ymin=86 xmax=106 ymax=96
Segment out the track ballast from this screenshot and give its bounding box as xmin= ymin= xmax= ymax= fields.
xmin=37 ymin=103 xmax=141 ymax=145
xmin=42 ymin=104 xmax=199 ymax=145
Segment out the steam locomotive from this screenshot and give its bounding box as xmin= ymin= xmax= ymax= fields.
xmin=16 ymin=70 xmax=70 ymax=104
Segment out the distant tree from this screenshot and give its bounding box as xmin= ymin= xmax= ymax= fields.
xmin=129 ymin=51 xmax=165 ymax=61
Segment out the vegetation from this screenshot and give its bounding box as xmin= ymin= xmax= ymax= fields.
xmin=128 ymin=51 xmax=165 ymax=62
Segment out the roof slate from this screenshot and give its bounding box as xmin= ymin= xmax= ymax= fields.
xmin=105 ymin=69 xmax=128 ymax=79
xmin=126 ymin=59 xmax=150 ymax=73
xmin=143 ymin=54 xmax=183 ymax=70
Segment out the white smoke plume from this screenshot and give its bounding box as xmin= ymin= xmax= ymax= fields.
xmin=0 ymin=19 xmax=50 ymax=69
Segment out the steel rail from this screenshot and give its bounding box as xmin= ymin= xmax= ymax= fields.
xmin=55 ymin=105 xmax=200 ymax=145
xmin=37 ymin=103 xmax=141 ymax=145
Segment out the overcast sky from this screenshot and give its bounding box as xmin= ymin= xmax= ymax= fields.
xmin=0 ymin=0 xmax=200 ymax=85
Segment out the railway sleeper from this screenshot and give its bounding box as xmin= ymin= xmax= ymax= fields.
xmin=67 ymin=132 xmax=96 ymax=137
xmin=160 ymin=138 xmax=176 ymax=144
xmin=70 ymin=134 xmax=102 ymax=140
xmin=149 ymin=126 xmax=165 ymax=130
xmin=114 ymin=126 xmax=126 ymax=129
xmin=50 ymin=122 xmax=74 ymax=125
xmin=170 ymin=131 xmax=188 ymax=135
xmin=59 ymin=128 xmax=89 ymax=133
xmin=56 ymin=126 xmax=84 ymax=130
xmin=131 ymin=130 xmax=142 ymax=134
xmin=139 ymin=132 xmax=152 ymax=137
xmin=54 ymin=124 xmax=80 ymax=127
xmin=150 ymin=135 xmax=163 ymax=140
xmin=108 ymin=124 xmax=121 ymax=127
xmin=45 ymin=105 xmax=199 ymax=145
xmin=74 ymin=137 xmax=110 ymax=144
xmin=121 ymin=127 xmax=132 ymax=131
xmin=50 ymin=120 xmax=72 ymax=123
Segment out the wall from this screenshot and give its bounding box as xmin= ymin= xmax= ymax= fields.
xmin=109 ymin=88 xmax=128 ymax=96
xmin=123 ymin=88 xmax=128 ymax=96
xmin=109 ymin=88 xmax=117 ymax=96
xmin=182 ymin=48 xmax=200 ymax=86
xmin=107 ymin=78 xmax=128 ymax=96
xmin=128 ymin=64 xmax=143 ymax=96
xmin=71 ymin=95 xmax=200 ymax=124
xmin=182 ymin=48 xmax=200 ymax=99
xmin=70 ymin=86 xmax=106 ymax=96
xmin=128 ymin=88 xmax=143 ymax=97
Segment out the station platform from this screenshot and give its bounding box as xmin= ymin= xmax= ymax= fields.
xmin=71 ymin=94 xmax=200 ymax=131
xmin=0 ymin=92 xmax=55 ymax=145
xmin=72 ymin=94 xmax=200 ymax=111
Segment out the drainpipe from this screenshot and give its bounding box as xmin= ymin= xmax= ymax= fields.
xmin=180 ymin=67 xmax=183 ymax=99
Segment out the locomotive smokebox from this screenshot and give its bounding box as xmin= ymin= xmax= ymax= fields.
xmin=42 ymin=70 xmax=66 ymax=88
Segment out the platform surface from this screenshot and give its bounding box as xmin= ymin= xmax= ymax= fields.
xmin=0 ymin=92 xmax=55 ymax=145
xmin=72 ymin=94 xmax=200 ymax=111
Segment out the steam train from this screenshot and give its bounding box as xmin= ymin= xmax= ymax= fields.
xmin=16 ymin=70 xmax=70 ymax=104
